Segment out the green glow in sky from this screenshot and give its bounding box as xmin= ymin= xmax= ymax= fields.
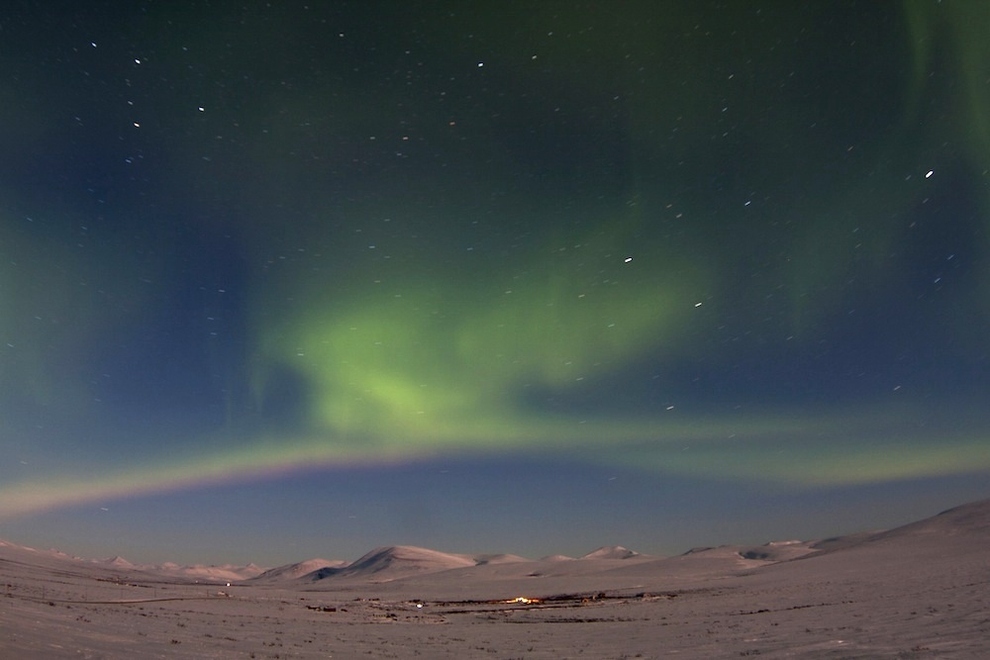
xmin=3 ymin=2 xmax=990 ymax=527
xmin=252 ymin=217 xmax=710 ymax=443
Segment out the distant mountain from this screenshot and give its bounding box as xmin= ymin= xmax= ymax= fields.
xmin=803 ymin=497 xmax=990 ymax=558
xmin=252 ymin=559 xmax=347 ymax=582
xmin=473 ymin=553 xmax=529 ymax=565
xmin=580 ymin=545 xmax=640 ymax=560
xmin=736 ymin=541 xmax=816 ymax=562
xmin=540 ymin=554 xmax=575 ymax=562
xmin=326 ymin=545 xmax=477 ymax=580
xmin=681 ymin=540 xmax=815 ymax=562
xmin=98 ymin=556 xmax=134 ymax=569
xmin=873 ymin=498 xmax=990 ymax=539
xmin=157 ymin=563 xmax=266 ymax=582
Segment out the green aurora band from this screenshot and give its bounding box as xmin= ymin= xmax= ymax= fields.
xmin=251 ymin=217 xmax=711 ymax=443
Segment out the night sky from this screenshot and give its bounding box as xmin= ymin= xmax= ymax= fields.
xmin=2 ymin=1 xmax=990 ymax=565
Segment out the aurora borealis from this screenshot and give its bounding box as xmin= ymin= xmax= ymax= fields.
xmin=2 ymin=1 xmax=990 ymax=564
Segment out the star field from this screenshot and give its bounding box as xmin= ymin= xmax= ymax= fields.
xmin=1 ymin=1 xmax=989 ymax=564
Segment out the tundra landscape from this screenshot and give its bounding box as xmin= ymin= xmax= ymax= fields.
xmin=3 ymin=498 xmax=988 ymax=658
xmin=5 ymin=3 xmax=990 ymax=658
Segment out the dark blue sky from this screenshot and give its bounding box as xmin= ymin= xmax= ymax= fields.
xmin=1 ymin=1 xmax=989 ymax=565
